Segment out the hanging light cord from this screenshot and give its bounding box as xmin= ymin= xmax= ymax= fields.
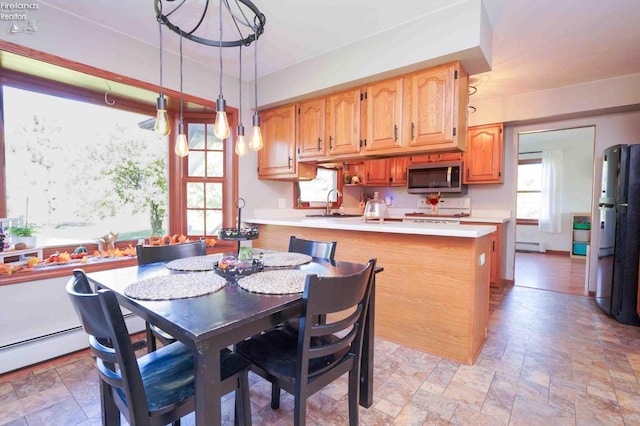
xmin=179 ymin=34 xmax=184 ymax=122
xmin=238 ymin=45 xmax=242 ymax=119
xmin=218 ymin=0 xmax=223 ymax=98
xmin=254 ymin=39 xmax=258 ymax=111
xmin=157 ymin=14 xmax=164 ymax=99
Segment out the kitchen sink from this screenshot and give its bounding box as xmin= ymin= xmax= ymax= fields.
xmin=305 ymin=213 xmax=362 ymax=218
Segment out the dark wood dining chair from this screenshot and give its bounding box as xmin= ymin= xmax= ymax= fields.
xmin=136 ymin=240 xmax=207 ymax=352
xmin=66 ymin=269 xmax=252 ymax=426
xmin=235 ymin=258 xmax=377 ymax=426
xmin=288 ymin=235 xmax=337 ymax=260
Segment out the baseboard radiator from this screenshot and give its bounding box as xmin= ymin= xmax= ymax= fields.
xmin=516 ymin=241 xmax=546 ymax=253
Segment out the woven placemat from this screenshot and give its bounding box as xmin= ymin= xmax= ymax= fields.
xmin=124 ymin=273 xmax=226 ymax=300
xmin=237 ymin=269 xmax=309 ymax=294
xmin=165 ymin=254 xmax=223 ymax=271
xmin=260 ymin=252 xmax=312 ymax=267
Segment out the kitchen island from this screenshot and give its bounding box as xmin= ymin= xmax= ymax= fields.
xmin=246 ymin=216 xmax=495 ymax=364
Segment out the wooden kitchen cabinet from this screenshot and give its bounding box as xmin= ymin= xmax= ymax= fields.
xmin=409 ymin=152 xmax=463 ymax=163
xmin=364 ymin=158 xmax=390 ymax=185
xmin=326 ymin=87 xmax=362 ymax=156
xmin=296 ymin=97 xmax=326 ymax=159
xmin=364 ymin=156 xmax=408 ymax=186
xmin=464 ymin=123 xmax=504 ymax=184
xmin=258 ymin=104 xmax=317 ymax=180
xmin=390 ymin=156 xmax=409 ymax=185
xmin=364 ymin=77 xmax=403 ymax=152
xmin=405 ymin=62 xmax=468 ymax=152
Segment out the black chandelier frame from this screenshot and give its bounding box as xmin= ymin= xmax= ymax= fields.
xmin=154 ymin=0 xmax=266 ymax=48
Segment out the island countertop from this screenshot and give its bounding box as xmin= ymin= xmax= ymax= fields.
xmin=245 ymin=216 xmax=496 ymax=238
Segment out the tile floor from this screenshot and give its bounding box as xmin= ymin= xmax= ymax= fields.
xmin=1 ymin=284 xmax=640 ymax=425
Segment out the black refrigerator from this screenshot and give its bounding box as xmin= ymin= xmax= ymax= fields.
xmin=596 ymin=144 xmax=640 ymax=325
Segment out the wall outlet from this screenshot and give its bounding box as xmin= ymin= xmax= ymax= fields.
xmin=278 ymin=198 xmax=286 ymax=209
xmin=479 ymin=253 xmax=486 ymax=266
xmin=417 ymin=198 xmax=428 ymax=208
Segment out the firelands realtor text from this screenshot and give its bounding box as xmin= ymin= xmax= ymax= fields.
xmin=1 ymin=2 xmax=38 ymax=20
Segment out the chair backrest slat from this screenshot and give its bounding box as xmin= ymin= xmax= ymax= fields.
xmin=136 ymin=240 xmax=206 ymax=265
xmin=288 ymin=236 xmax=337 ymax=260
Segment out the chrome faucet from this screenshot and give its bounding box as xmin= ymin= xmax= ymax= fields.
xmin=326 ymin=188 xmax=342 ymax=215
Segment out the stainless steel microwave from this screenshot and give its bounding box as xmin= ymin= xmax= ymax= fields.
xmin=407 ymin=161 xmax=466 ymax=193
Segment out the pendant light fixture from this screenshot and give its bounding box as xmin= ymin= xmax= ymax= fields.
xmin=249 ymin=39 xmax=263 ymax=151
xmin=175 ymin=35 xmax=189 ymax=157
xmin=154 ymin=16 xmax=170 ymax=137
xmin=154 ymin=0 xmax=266 ymax=154
xmin=213 ymin=0 xmax=230 ymax=140
xmin=235 ymin=46 xmax=248 ymax=156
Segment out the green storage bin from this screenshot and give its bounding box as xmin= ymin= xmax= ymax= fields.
xmin=573 ymin=222 xmax=590 ymax=230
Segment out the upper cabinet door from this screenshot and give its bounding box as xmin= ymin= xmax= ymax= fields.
xmin=365 ymin=77 xmax=403 ymax=152
xmin=326 ymin=88 xmax=361 ymax=156
xmin=258 ymin=104 xmax=298 ymax=177
xmin=464 ymin=123 xmax=504 ymax=184
xmin=406 ymin=62 xmax=467 ymax=151
xmin=297 ymin=97 xmax=326 ymax=159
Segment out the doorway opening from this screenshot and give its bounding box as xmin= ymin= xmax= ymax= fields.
xmin=514 ymin=126 xmax=595 ymax=296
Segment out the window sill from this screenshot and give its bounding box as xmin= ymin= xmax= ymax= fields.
xmin=0 ymin=255 xmax=138 ymax=286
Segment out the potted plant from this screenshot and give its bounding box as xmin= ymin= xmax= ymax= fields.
xmin=10 ymin=225 xmax=38 ymax=249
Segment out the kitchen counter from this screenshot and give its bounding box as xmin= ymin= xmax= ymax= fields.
xmin=248 ymin=218 xmax=493 ymax=365
xmin=246 ymin=216 xmax=496 ymax=238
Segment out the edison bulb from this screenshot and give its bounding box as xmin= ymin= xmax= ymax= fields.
xmin=154 ymin=109 xmax=170 ymax=136
xmin=214 ymin=94 xmax=230 ymax=139
xmin=154 ymin=96 xmax=170 ymax=136
xmin=214 ymin=111 xmax=230 ymax=139
xmin=249 ymin=113 xmax=263 ymax=150
xmin=235 ymin=134 xmax=248 ymax=156
xmin=249 ymin=125 xmax=263 ymax=151
xmin=175 ymin=133 xmax=189 ymax=157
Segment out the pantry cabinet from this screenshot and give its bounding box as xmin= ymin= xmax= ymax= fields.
xmin=464 ymin=123 xmax=504 ymax=184
xmin=364 ymin=77 xmax=403 ymax=152
xmin=297 ymin=97 xmax=326 ymax=159
xmin=405 ymin=62 xmax=468 ymax=152
xmin=326 ymin=87 xmax=362 ymax=156
xmin=258 ymin=104 xmax=317 ymax=180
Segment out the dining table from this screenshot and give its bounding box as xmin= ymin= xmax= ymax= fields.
xmin=87 ymin=253 xmax=379 ymax=426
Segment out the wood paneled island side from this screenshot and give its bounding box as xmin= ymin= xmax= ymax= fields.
xmin=247 ymin=218 xmax=494 ymax=364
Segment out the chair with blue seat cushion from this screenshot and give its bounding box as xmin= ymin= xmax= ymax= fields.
xmin=235 ymin=258 xmax=376 ymax=426
xmin=66 ymin=269 xmax=251 ymax=426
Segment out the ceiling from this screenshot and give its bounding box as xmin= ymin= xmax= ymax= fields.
xmin=15 ymin=0 xmax=640 ymax=105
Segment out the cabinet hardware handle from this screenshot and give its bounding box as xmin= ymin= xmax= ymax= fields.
xmin=394 ymin=125 xmax=398 ymax=141
xmin=492 ymin=241 xmax=495 ymax=251
xmin=467 ymin=168 xmax=470 ymax=179
xmin=329 ymin=136 xmax=333 ymax=149
xmin=288 ymin=156 xmax=292 ymax=169
xmin=317 ymin=137 xmax=322 ymax=150
xmin=411 ymin=123 xmax=415 ymax=140
xmin=297 ymin=147 xmax=300 ymax=154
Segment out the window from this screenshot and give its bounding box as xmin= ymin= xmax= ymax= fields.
xmin=3 ymin=85 xmax=168 ymax=246
xmin=516 ymin=159 xmax=542 ymax=223
xmin=294 ymin=167 xmax=340 ymax=208
xmin=184 ymin=121 xmax=225 ymax=235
